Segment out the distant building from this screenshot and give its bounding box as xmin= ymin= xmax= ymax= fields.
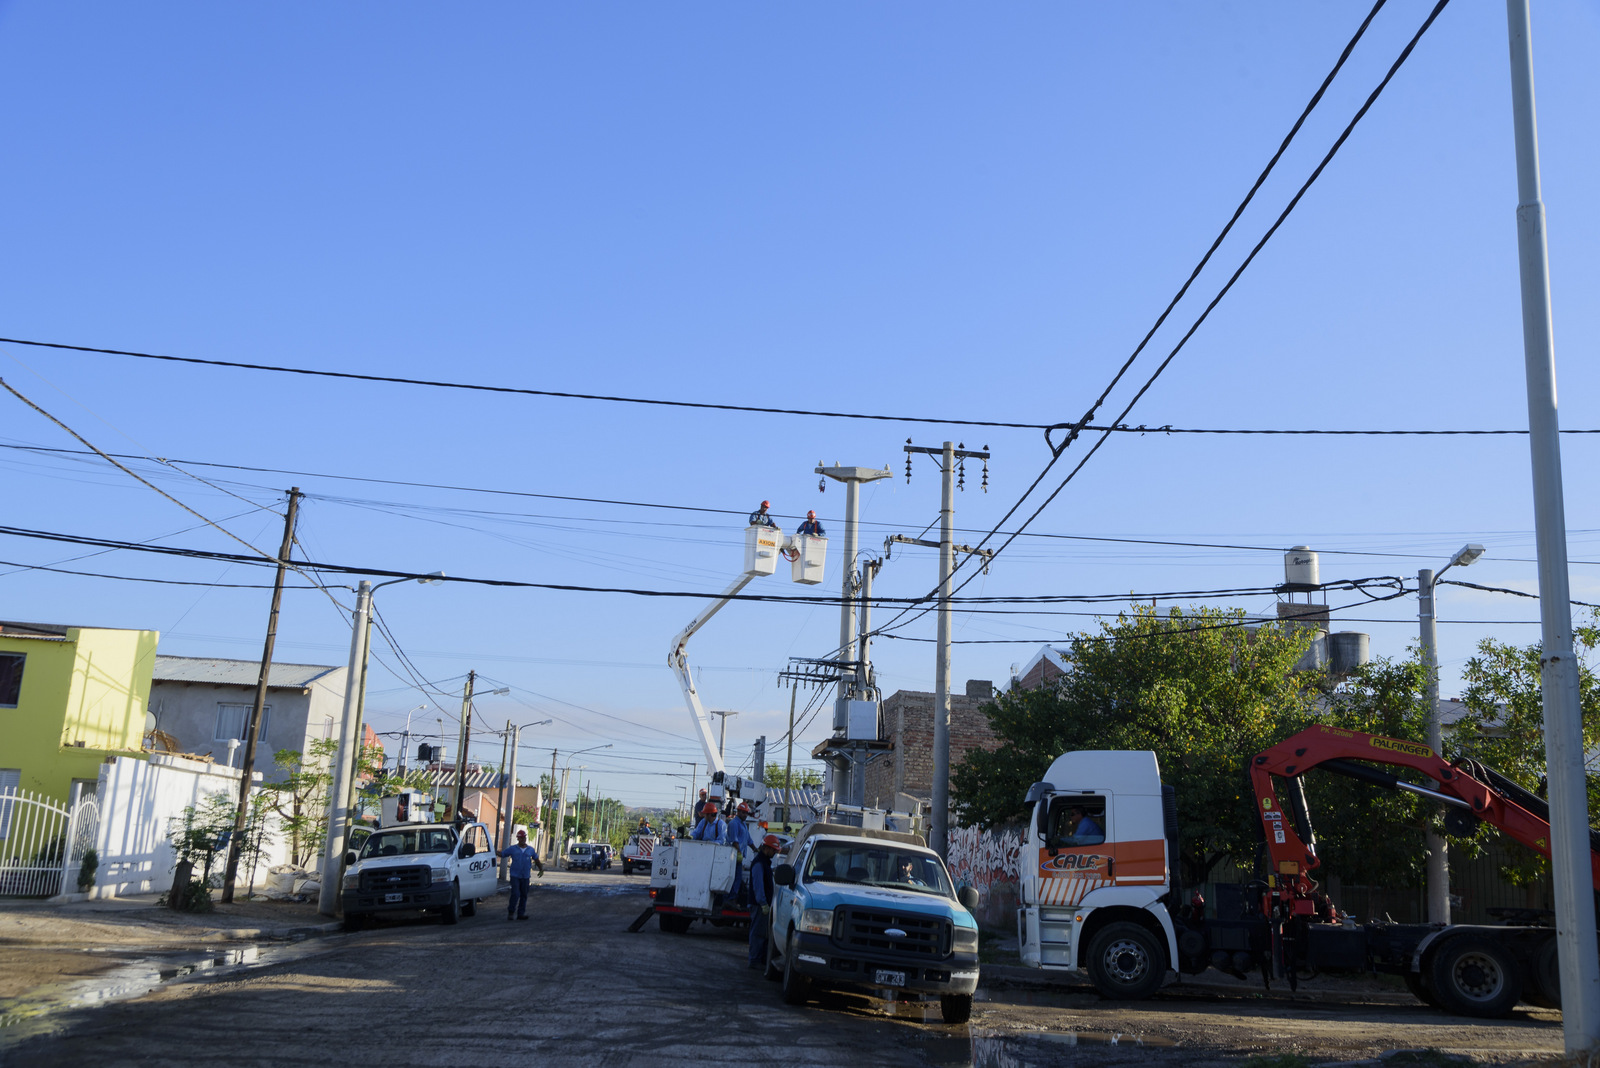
xmin=0 ymin=619 xmax=159 ymax=806
xmin=148 ymin=655 xmax=347 ymax=783
xmin=862 ymin=680 xmax=999 ymax=810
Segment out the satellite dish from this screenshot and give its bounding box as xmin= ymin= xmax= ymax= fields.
xmin=144 ymin=710 xmax=157 ymax=732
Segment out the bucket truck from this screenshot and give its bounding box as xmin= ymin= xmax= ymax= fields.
xmin=644 ymin=518 xmax=827 ymax=934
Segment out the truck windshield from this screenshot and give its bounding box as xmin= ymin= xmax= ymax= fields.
xmin=360 ymin=828 xmax=457 ymax=859
xmin=804 ymin=844 xmax=953 ymax=896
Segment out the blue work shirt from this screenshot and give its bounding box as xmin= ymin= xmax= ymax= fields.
xmin=691 ymin=816 xmax=727 ymax=843
xmin=750 ymin=852 xmax=776 ymax=907
xmin=725 ymin=816 xmax=754 ymax=859
xmin=500 ymin=843 xmax=539 ymax=879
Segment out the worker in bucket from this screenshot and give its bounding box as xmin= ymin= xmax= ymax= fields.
xmin=748 ymin=500 xmax=778 ymax=528
xmin=746 ymin=834 xmax=782 ymax=970
xmin=796 ymin=510 xmax=825 ymax=536
xmin=692 ymin=788 xmax=711 ymax=820
xmin=725 ymin=801 xmax=756 ymax=902
xmin=691 ymin=800 xmax=727 ymax=843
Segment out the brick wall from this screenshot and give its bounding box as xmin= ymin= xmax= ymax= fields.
xmin=864 ymin=680 xmax=999 ymax=809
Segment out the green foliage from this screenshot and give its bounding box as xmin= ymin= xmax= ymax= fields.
xmin=165 ymin=791 xmax=242 ymax=910
xmin=764 ymin=763 xmax=823 ymax=788
xmin=266 ymin=738 xmax=338 ymax=867
xmin=1452 ymin=614 xmax=1600 ymax=887
xmin=950 ymin=605 xmax=1321 ymax=883
xmin=76 ymin=847 xmax=98 ymax=892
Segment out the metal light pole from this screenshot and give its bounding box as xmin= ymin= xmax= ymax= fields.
xmin=555 ymin=745 xmax=611 ymax=853
xmin=1505 ymin=1 xmax=1600 ymax=1050
xmin=1417 ymin=544 xmax=1484 ymax=926
xmin=397 ymin=704 xmax=427 ymax=776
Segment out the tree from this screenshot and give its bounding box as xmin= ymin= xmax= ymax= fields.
xmin=266 ymin=738 xmax=338 ymax=867
xmin=1452 ymin=614 xmax=1600 ymax=890
xmin=764 ymin=763 xmax=823 ymax=789
xmin=951 ymin=605 xmax=1321 ymax=885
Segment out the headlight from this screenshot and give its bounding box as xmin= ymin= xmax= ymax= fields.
xmin=799 ymin=908 xmax=834 ymax=935
xmin=953 ymin=925 xmax=979 ymax=950
xmin=430 ymin=867 xmax=450 ymax=885
xmin=342 ymin=872 xmax=359 ymax=890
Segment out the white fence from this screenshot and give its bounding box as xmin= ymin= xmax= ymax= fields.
xmin=93 ymin=753 xmax=292 ymax=898
xmin=0 ymin=788 xmax=98 ymax=897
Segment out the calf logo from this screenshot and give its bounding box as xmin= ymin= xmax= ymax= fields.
xmin=1040 ymin=852 xmax=1110 ymax=876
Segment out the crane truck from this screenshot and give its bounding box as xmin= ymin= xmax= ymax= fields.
xmin=644 ymin=517 xmax=827 ymax=934
xmin=1018 ymin=723 xmax=1595 ymax=1016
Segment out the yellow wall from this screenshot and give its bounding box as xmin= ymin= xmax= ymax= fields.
xmin=0 ymin=627 xmax=159 ymax=804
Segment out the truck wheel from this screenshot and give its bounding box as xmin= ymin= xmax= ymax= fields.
xmin=461 ymin=897 xmax=477 ymax=918
xmin=442 ymin=883 xmax=461 ymax=926
xmin=623 ymin=860 xmax=633 ymax=875
xmin=1085 ymin=922 xmax=1165 ymax=1000
xmin=658 ymin=912 xmax=691 ymax=934
xmin=1528 ymin=936 xmax=1561 ymax=1009
xmin=764 ymin=924 xmax=782 ymax=981
xmin=781 ymin=931 xmax=810 ymax=1005
xmin=939 ymin=994 xmax=973 ymax=1024
xmin=1404 ymin=971 xmax=1442 ymax=1009
xmin=1429 ymin=936 xmax=1521 ymax=1017
xmin=343 ymin=912 xmax=365 ymax=932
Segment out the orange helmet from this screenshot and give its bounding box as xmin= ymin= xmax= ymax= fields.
xmin=760 ymin=500 xmax=770 ymax=509
xmin=698 ymin=788 xmax=707 ymax=797
xmin=736 ymin=802 xmax=752 ymax=816
xmin=807 ymin=510 xmax=816 ymax=518
xmin=761 ymin=834 xmax=782 ymax=850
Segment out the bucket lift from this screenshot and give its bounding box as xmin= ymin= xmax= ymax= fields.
xmin=667 ymin=520 xmax=826 ymax=805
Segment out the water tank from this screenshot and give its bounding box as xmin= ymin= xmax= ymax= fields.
xmin=1284 ymin=546 xmax=1319 ymax=589
xmin=1329 ymin=632 xmax=1370 ymax=676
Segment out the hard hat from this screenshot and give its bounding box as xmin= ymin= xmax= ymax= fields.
xmin=699 ymin=788 xmax=708 ymax=797
xmin=736 ymin=802 xmax=752 ymax=816
xmin=807 ymin=510 xmax=816 ymax=518
xmin=762 ymin=834 xmax=782 ymax=850
xmin=761 ymin=500 xmax=770 ymax=509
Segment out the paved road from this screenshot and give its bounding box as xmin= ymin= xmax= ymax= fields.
xmin=1 ymin=872 xmax=1567 ymax=1067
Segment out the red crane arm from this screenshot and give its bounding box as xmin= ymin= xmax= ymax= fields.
xmin=1248 ymin=724 xmax=1597 ymax=900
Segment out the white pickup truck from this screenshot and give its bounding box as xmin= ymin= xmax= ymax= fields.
xmin=340 ymin=821 xmax=499 ymax=930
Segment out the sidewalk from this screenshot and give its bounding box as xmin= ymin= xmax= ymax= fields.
xmin=0 ymin=893 xmax=341 ymax=947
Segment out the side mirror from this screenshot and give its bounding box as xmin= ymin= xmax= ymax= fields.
xmin=345 ymin=850 xmax=358 ymax=866
xmin=958 ymin=886 xmax=980 ymax=911
xmin=773 ymin=863 xmax=796 ymax=887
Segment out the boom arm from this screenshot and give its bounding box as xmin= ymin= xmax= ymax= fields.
xmin=668 ymin=572 xmax=756 ymax=778
xmin=1249 ymin=724 xmax=1600 ymax=902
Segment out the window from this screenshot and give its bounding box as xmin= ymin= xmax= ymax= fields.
xmin=1044 ymin=796 xmax=1107 ymax=847
xmin=0 ymin=653 xmax=24 ymax=707
xmin=0 ymin=769 xmax=19 ymax=837
xmin=214 ymin=702 xmax=270 ymax=742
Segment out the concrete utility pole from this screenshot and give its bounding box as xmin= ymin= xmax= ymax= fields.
xmin=553 ymin=766 xmax=571 ymax=855
xmin=453 ymin=671 xmax=476 ymax=818
xmin=1505 ymin=0 xmax=1599 ymax=1050
xmin=709 ymin=709 xmax=738 ymax=758
xmin=222 ymin=487 xmax=299 ymax=903
xmin=753 ymin=736 xmax=766 ymax=783
xmin=782 ymin=687 xmax=796 ymax=824
xmin=318 ymin=579 xmax=371 ymax=917
xmin=904 ymin=442 xmax=990 ymax=858
xmin=547 ymin=749 xmax=558 ymax=858
xmin=1417 ymin=568 xmax=1449 ymax=925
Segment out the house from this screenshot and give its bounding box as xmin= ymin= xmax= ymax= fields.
xmin=147 ymin=656 xmax=347 ymax=784
xmin=862 ymin=680 xmax=1000 ymax=811
xmin=0 ymin=619 xmax=159 ymax=806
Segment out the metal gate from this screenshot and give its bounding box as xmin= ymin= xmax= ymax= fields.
xmin=0 ymin=788 xmax=99 ymax=897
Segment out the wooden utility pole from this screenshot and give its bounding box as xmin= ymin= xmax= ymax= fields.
xmin=453 ymin=671 xmax=476 ymax=818
xmin=221 ymin=487 xmax=300 ymax=903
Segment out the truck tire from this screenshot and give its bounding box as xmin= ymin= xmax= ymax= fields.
xmin=1528 ymin=936 xmax=1561 ymax=1009
xmin=461 ymin=897 xmax=477 ymax=918
xmin=764 ymin=925 xmax=782 ymax=981
xmin=781 ymin=931 xmax=811 ymax=1005
xmin=1404 ymin=970 xmax=1442 ymax=1009
xmin=939 ymin=994 xmax=973 ymax=1024
xmin=343 ymin=912 xmax=366 ymax=932
xmin=623 ymin=860 xmax=633 ymax=875
xmin=1429 ymin=936 xmax=1521 ymax=1017
xmin=658 ymin=912 xmax=691 ymax=934
xmin=442 ymin=883 xmax=461 ymax=926
xmin=1085 ymin=921 xmax=1165 ymax=1001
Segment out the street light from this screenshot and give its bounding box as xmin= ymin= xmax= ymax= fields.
xmin=1419 ymin=543 xmax=1485 ymax=925
xmin=318 ymin=572 xmax=443 ymax=918
xmin=396 ymin=704 xmax=428 ymax=775
xmin=553 ymin=744 xmax=611 ymax=852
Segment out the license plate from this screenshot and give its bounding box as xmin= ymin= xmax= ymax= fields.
xmin=874 ymin=969 xmax=906 ymax=987
xmin=385 ymin=893 xmax=402 ymax=903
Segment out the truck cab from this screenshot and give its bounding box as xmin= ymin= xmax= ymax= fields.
xmin=767 ymin=822 xmax=981 ymax=1024
xmin=1017 ymin=751 xmax=1181 ymax=998
xmin=340 ymin=821 xmax=498 ymax=930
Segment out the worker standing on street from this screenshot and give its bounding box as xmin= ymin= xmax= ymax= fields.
xmin=747 ymin=834 xmax=781 ymax=970
xmin=748 ymin=500 xmax=778 ymax=528
xmin=691 ymin=801 xmax=727 ymax=843
xmin=500 ymin=829 xmax=540 ymax=922
xmin=796 ymin=510 xmax=825 ymax=536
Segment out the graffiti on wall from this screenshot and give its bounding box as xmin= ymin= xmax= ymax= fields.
xmin=946 ymin=822 xmax=1024 ymax=903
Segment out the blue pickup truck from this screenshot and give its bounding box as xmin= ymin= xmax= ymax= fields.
xmin=765 ymin=823 xmax=981 ymax=1024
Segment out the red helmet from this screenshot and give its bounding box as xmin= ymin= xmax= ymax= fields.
xmin=698 ymin=788 xmax=707 ymax=797
xmin=807 ymin=510 xmax=816 ymax=518
xmin=761 ymin=834 xmax=782 ymax=850
xmin=703 ymin=799 xmax=720 ymax=811
xmin=760 ymin=500 xmax=770 ymax=509
xmin=736 ymin=802 xmax=752 ymax=816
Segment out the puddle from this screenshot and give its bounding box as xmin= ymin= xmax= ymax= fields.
xmin=907 ymin=1025 xmax=1176 ymax=1068
xmin=0 ymin=942 xmax=311 ymax=1046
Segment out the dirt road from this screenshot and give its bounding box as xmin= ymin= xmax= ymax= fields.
xmin=0 ymin=873 xmax=1570 ymax=1067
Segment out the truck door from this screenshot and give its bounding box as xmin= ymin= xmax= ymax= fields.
xmin=465 ymin=825 xmax=497 ymax=899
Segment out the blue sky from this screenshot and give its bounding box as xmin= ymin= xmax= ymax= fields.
xmin=2 ymin=2 xmax=1598 ymax=809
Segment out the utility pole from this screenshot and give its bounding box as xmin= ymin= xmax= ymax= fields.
xmin=1417 ymin=569 xmax=1449 ymax=925
xmin=453 ymin=671 xmax=476 ymax=818
xmin=318 ymin=579 xmax=371 ymax=917
xmin=753 ymin=736 xmax=766 ymax=785
xmin=783 ymin=686 xmax=796 ymax=825
xmin=547 ymin=749 xmax=558 ymax=859
xmin=904 ymin=441 xmax=990 ymax=858
xmin=553 ymin=766 xmax=571 ymax=855
xmin=222 ymin=488 xmax=300 ymax=903
xmin=1505 ymin=0 xmax=1599 ymax=1050
xmin=709 ymin=709 xmax=738 ymax=758
xmin=494 ymin=719 xmax=511 ymax=859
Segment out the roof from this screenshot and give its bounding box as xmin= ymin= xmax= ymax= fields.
xmin=151 ymin=655 xmax=341 ymax=689
xmin=415 ymin=767 xmax=509 ymax=791
xmin=0 ymin=620 xmax=151 ymax=638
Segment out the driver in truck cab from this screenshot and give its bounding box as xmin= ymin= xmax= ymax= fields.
xmin=1066 ymin=805 xmax=1104 ymax=844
